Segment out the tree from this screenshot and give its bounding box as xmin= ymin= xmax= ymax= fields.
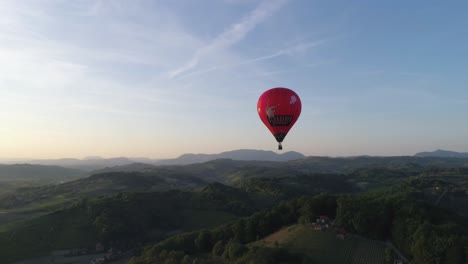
xmin=195 ymin=230 xmax=211 ymax=251
xmin=232 ymin=219 xmax=246 ymax=243
xmin=384 ymin=248 xmax=392 ymax=263
xmin=212 ymin=240 xmax=225 ymax=257
xmin=181 ymin=255 xmax=192 ymax=264
xmin=223 ymin=240 xmax=246 ymax=260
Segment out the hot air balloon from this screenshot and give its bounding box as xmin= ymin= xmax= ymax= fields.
xmin=257 ymin=87 xmax=302 ymax=150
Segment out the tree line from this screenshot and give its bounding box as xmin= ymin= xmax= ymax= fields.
xmin=131 ymin=189 xmax=467 ymax=264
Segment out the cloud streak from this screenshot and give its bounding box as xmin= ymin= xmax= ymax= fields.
xmin=167 ymin=0 xmax=288 ymax=78
xmin=176 ymin=39 xmax=327 ymax=79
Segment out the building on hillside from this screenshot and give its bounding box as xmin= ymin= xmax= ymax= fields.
xmin=318 ymin=215 xmax=330 ymax=223
xmin=313 ymin=215 xmax=332 ymax=230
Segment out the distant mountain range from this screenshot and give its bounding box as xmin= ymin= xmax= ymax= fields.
xmin=4 ymin=149 xmax=468 ymax=172
xmin=0 ymin=149 xmax=305 ymax=171
xmin=3 ymin=157 xmax=137 ymax=171
xmin=155 ymin=149 xmax=305 ymax=165
xmin=0 ymin=164 xmax=86 ymax=182
xmin=414 ymin=149 xmax=468 ymax=158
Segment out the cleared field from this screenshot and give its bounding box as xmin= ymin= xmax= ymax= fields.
xmin=0 ymin=194 xmax=74 ymax=226
xmin=255 ymin=225 xmax=388 ymax=264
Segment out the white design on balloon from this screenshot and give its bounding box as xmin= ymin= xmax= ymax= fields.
xmin=290 ymin=95 xmax=297 ymax=105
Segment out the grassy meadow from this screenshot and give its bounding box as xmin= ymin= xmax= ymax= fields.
xmin=255 ymin=224 xmax=389 ymax=264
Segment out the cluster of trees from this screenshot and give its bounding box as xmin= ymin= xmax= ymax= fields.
xmin=131 ymin=187 xmax=467 ymax=264
xmin=74 ymin=185 xmax=258 ymax=244
xmin=349 ymin=167 xmax=412 ymax=179
xmin=335 ymin=194 xmax=394 ymax=240
xmin=197 ymin=183 xmax=256 ymax=216
xmin=336 ymin=190 xmax=467 ymax=264
xmin=132 ymin=243 xmax=298 ymax=264
xmin=130 ymin=194 xmax=337 ymax=263
xmin=392 ymin=203 xmax=467 ymax=264
xmin=82 ymin=192 xmax=182 ymax=243
xmin=420 ymin=167 xmax=468 ymax=176
xmin=237 ymin=173 xmax=355 ymax=198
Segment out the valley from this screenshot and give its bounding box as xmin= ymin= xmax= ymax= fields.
xmin=0 ymin=155 xmax=466 ymax=263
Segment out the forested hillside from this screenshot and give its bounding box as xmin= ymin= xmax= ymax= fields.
xmin=131 ymin=187 xmax=467 ymax=264
xmin=0 ymin=157 xmax=466 ymax=263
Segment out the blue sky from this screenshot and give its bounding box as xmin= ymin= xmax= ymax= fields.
xmin=1 ymin=0 xmax=467 ymax=158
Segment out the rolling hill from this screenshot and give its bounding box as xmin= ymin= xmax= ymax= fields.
xmin=1 ymin=149 xmax=305 ymax=171
xmin=131 ymin=185 xmax=468 ymax=264
xmin=0 ymin=164 xmax=85 ymax=181
xmin=4 ymin=156 xmax=468 ymax=215
xmin=0 ymin=156 xmax=467 ymax=263
xmin=0 ymin=164 xmax=87 ymax=197
xmin=17 ymin=157 xmax=137 ymax=171
xmin=414 ymin=149 xmax=468 ymax=158
xmin=253 ymin=225 xmax=388 ymax=264
xmin=0 ymin=185 xmax=254 ymax=263
xmin=155 ymin=149 xmax=305 ymax=165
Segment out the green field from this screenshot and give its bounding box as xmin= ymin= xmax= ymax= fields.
xmin=255 ymin=225 xmax=388 ymax=264
xmin=0 ymin=194 xmax=74 ymax=226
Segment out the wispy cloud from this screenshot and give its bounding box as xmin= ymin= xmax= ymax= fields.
xmin=257 ymin=66 xmax=315 ymax=77
xmin=0 ymin=1 xmax=201 ymax=107
xmin=247 ymin=40 xmax=327 ymax=62
xmin=175 ymin=39 xmax=327 ymax=79
xmin=68 ymin=103 xmax=156 ymax=117
xmin=167 ymin=0 xmax=288 ymax=78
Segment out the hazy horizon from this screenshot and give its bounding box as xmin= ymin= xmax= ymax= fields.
xmin=2 ymin=1 xmax=468 ymax=159
xmin=0 ymin=148 xmax=463 ymax=161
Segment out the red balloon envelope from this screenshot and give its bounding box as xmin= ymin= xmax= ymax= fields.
xmin=257 ymin=87 xmax=302 ymax=150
